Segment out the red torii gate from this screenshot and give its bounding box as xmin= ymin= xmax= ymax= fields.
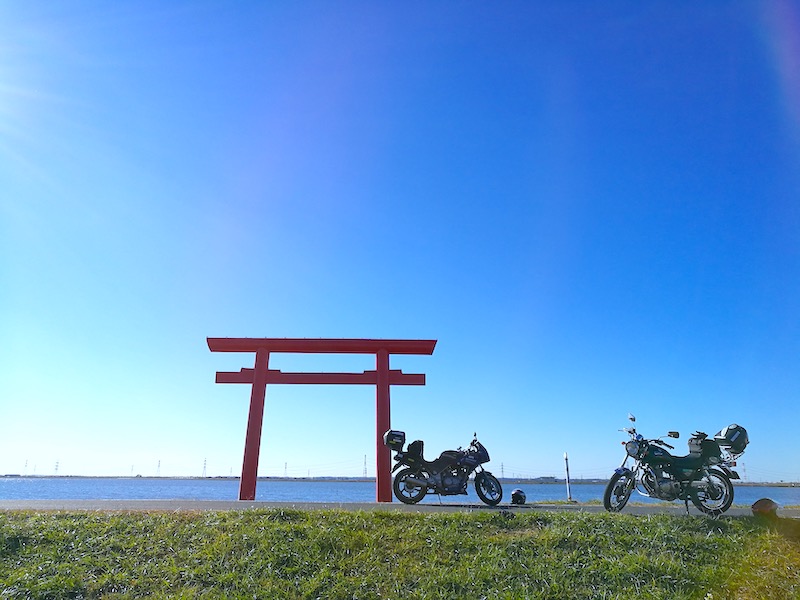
xmin=207 ymin=337 xmax=437 ymax=502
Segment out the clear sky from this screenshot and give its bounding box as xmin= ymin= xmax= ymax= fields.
xmin=1 ymin=2 xmax=798 ymax=484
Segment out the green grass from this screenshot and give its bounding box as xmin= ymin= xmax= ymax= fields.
xmin=1 ymin=509 xmax=798 ymax=599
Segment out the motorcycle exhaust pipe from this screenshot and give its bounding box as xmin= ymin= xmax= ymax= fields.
xmin=405 ymin=477 xmax=429 ymax=487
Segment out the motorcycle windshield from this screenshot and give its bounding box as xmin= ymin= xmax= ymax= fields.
xmin=471 ymin=441 xmax=490 ymax=464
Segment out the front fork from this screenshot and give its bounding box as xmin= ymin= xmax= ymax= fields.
xmin=613 ymin=466 xmax=637 ymax=494
xmin=613 ymin=459 xmax=642 ymax=500
xmin=615 ymin=455 xmax=638 ymax=481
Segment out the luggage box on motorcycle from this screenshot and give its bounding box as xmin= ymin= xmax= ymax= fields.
xmin=714 ymin=424 xmax=748 ymax=454
xmin=383 ymin=430 xmax=406 ymax=451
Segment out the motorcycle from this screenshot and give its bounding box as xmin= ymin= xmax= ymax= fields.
xmin=383 ymin=430 xmax=503 ymax=506
xmin=604 ymin=415 xmax=748 ymax=516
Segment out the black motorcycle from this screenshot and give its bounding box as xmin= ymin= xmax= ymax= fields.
xmin=383 ymin=430 xmax=503 ymax=506
xmin=604 ymin=415 xmax=748 ymax=516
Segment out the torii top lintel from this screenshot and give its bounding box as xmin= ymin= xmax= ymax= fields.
xmin=207 ymin=338 xmax=437 ymax=355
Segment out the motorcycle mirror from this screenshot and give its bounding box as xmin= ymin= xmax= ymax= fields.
xmin=628 ymin=413 xmax=636 ymax=423
xmin=668 ymin=431 xmax=679 ymax=438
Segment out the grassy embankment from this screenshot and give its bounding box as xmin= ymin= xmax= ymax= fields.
xmin=1 ymin=509 xmax=798 ymax=599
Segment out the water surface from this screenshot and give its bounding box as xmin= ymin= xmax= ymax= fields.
xmin=1 ymin=477 xmax=797 ymax=507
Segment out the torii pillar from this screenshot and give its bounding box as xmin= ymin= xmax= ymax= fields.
xmin=207 ymin=338 xmax=437 ymax=502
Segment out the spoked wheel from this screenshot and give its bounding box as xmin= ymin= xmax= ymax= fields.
xmin=691 ymin=470 xmax=734 ymax=516
xmin=603 ymin=471 xmax=635 ymax=512
xmin=392 ymin=468 xmax=428 ymax=504
xmin=475 ymin=472 xmax=503 ymax=506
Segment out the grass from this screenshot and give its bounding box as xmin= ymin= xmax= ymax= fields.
xmin=1 ymin=509 xmax=798 ymax=599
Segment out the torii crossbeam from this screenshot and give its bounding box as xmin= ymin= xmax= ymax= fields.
xmin=207 ymin=338 xmax=437 ymax=501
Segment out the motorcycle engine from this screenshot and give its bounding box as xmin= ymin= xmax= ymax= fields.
xmin=656 ymin=479 xmax=680 ymax=500
xmin=442 ymin=469 xmax=465 ymax=492
xmin=643 ymin=468 xmax=679 ymax=500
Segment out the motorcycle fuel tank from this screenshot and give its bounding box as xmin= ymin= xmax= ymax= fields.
xmin=644 ymin=445 xmax=672 ymax=465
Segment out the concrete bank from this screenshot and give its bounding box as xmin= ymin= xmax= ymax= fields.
xmin=1 ymin=499 xmax=798 ymax=518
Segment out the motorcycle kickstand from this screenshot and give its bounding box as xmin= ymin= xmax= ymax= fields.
xmin=684 ymin=497 xmax=690 ymax=515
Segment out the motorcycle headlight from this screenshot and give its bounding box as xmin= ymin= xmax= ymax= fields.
xmin=625 ymin=440 xmax=640 ymax=458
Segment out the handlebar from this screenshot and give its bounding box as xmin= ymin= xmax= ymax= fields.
xmin=623 ymin=427 xmax=676 ymax=450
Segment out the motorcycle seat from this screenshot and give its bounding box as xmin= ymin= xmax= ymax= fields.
xmin=670 ymin=454 xmax=704 ymax=470
xmin=406 ymin=441 xmax=462 ymax=471
xmin=407 ymin=440 xmax=441 ymax=467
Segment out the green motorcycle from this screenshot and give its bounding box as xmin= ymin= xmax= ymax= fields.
xmin=604 ymin=415 xmax=748 ymax=516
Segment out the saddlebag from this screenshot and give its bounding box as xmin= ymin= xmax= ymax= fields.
xmin=688 ymin=435 xmax=722 ymax=464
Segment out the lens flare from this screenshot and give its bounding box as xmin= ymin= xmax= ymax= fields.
xmin=761 ymin=0 xmax=800 ymax=143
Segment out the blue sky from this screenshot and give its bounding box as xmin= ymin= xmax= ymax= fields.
xmin=1 ymin=2 xmax=798 ymax=484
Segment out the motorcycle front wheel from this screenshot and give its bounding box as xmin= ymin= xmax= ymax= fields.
xmin=603 ymin=471 xmax=634 ymax=512
xmin=475 ymin=472 xmax=503 ymax=506
xmin=392 ymin=468 xmax=428 ymax=504
xmin=690 ymin=470 xmax=734 ymax=516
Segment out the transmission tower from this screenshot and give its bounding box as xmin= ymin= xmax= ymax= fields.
xmin=363 ymin=455 xmax=367 ymax=478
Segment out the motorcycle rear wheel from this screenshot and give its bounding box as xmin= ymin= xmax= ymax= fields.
xmin=393 ymin=468 xmax=428 ymax=504
xmin=690 ymin=470 xmax=734 ymax=516
xmin=475 ymin=472 xmax=503 ymax=506
xmin=603 ymin=471 xmax=634 ymax=512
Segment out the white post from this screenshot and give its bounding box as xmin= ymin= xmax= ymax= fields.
xmin=564 ymin=452 xmax=573 ymax=502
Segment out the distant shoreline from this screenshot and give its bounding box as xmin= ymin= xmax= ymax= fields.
xmin=1 ymin=474 xmax=797 ymax=486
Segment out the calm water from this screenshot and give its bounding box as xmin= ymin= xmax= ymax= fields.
xmin=1 ymin=477 xmax=798 ymax=507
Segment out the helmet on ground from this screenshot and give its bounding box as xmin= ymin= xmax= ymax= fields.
xmin=752 ymin=498 xmax=779 ymax=520
xmin=511 ymin=488 xmax=526 ymax=505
